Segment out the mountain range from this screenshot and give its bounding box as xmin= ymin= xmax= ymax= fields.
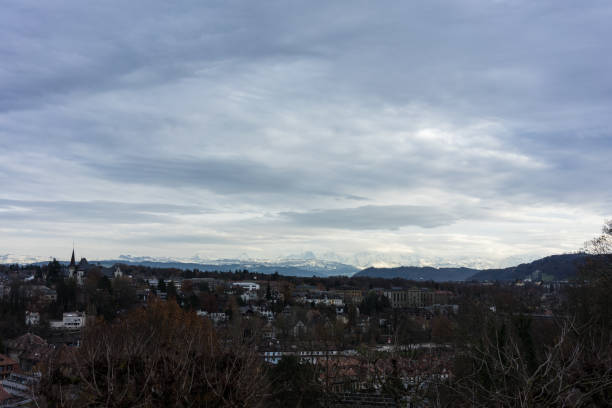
xmin=27 ymin=256 xmax=359 ymax=278
xmin=355 ymin=253 xmax=592 ymax=282
xmin=3 ymin=252 xmax=596 ymax=281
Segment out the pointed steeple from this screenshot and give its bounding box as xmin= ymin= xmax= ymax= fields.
xmin=70 ymin=248 xmax=76 ymax=268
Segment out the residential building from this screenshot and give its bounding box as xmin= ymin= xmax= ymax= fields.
xmin=24 ymin=311 xmax=39 ymax=326
xmin=333 ymin=288 xmax=364 ymax=304
xmin=0 ymin=355 xmax=18 ymax=380
xmin=4 ymin=334 xmax=51 ymax=371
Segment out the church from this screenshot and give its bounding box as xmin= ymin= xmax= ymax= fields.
xmin=67 ymin=249 xmax=122 ymax=285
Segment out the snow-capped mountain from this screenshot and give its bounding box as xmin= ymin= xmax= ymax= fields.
xmin=2 ymin=250 xmax=543 ymax=278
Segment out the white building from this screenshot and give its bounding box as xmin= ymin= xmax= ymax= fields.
xmin=301 ymin=297 xmax=344 ymax=307
xmin=240 ymin=291 xmax=258 ymax=303
xmin=50 ymin=312 xmax=86 ymax=330
xmin=232 ymin=282 xmax=260 ymax=291
xmin=196 ymin=311 xmax=228 ymax=324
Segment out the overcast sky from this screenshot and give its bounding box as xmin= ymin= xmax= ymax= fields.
xmin=1 ymin=0 xmax=611 ymax=267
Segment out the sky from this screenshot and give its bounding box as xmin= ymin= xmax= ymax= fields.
xmin=1 ymin=0 xmax=611 ymax=268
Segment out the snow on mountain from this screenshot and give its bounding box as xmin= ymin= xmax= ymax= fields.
xmin=3 ymin=250 xmax=544 ymax=277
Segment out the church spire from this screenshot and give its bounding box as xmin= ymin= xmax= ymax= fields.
xmin=70 ymin=248 xmax=76 ymax=268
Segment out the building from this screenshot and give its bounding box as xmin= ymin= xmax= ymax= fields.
xmin=0 ymin=384 xmax=19 ymax=406
xmin=383 ymin=288 xmax=409 ymax=308
xmin=4 ymin=333 xmax=51 ymax=371
xmin=50 ymin=312 xmax=86 ymax=330
xmin=301 ymin=297 xmax=344 ymax=307
xmin=333 ymin=288 xmax=364 ymax=304
xmin=0 ymin=355 xmax=18 ymax=380
xmin=433 ymin=290 xmax=453 ymax=305
xmin=383 ymin=287 xmax=436 ymax=308
xmin=25 ymin=311 xmax=39 ymax=326
xmin=240 ymin=291 xmax=258 ymax=303
xmin=67 ymin=249 xmax=97 ymax=285
xmin=196 ymin=311 xmax=228 ymax=325
xmin=190 ymin=277 xmax=225 ymax=291
xmin=25 ymin=286 xmax=57 ymax=304
xmin=293 ymin=320 xmax=306 ymax=337
xmin=232 ymin=282 xmax=260 ymax=291
xmin=0 ymin=372 xmax=40 ymax=399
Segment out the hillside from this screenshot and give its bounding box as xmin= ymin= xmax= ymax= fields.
xmin=355 ymin=253 xmax=592 ymax=282
xmin=356 ymin=266 xmax=477 ymax=281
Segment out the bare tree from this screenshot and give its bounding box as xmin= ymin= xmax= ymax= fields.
xmin=436 ymin=316 xmax=612 ymax=407
xmin=38 ymin=300 xmax=268 ymax=407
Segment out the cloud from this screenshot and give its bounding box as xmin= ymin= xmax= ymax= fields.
xmin=88 ymin=156 xmax=339 ymax=197
xmin=0 ymin=0 xmax=610 ymax=265
xmin=281 ymin=205 xmax=463 ymax=230
xmin=0 ymin=199 xmax=206 ymax=224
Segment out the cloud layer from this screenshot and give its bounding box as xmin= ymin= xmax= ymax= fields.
xmin=1 ymin=0 xmax=610 ymax=266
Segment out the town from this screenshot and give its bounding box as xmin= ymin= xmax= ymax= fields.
xmin=0 ymin=247 xmax=609 ymax=407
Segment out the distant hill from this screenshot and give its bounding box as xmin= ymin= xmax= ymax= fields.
xmin=467 ymin=253 xmax=591 ymax=282
xmin=356 ymin=266 xmax=477 ymax=281
xmin=355 ymin=253 xmax=593 ymax=282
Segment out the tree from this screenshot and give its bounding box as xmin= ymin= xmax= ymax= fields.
xmin=166 ymin=281 xmax=178 ymax=301
xmin=46 ymin=258 xmax=62 ymax=284
xmin=441 ymin=315 xmax=612 ymax=407
xmin=267 ymin=356 xmax=322 ymax=407
xmin=38 ymin=300 xmax=268 ymax=407
xmin=97 ymin=275 xmax=112 ymax=293
xmin=157 ymin=278 xmax=166 ymax=293
xmin=584 ymin=219 xmax=612 ymax=255
xmin=266 ymin=283 xmax=272 ymax=301
xmin=431 ymin=315 xmax=454 ymax=343
xmin=359 ymin=292 xmax=390 ymax=315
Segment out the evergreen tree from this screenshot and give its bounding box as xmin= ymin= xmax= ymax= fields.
xmin=47 ymin=258 xmax=62 ymax=284
xmin=266 ymin=283 xmax=272 ymax=300
xmin=166 ymin=281 xmax=178 ymax=300
xmin=157 ymin=279 xmax=167 ymax=292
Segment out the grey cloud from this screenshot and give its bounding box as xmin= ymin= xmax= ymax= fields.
xmin=0 ymin=199 xmax=206 ymax=224
xmin=117 ymin=234 xmax=235 ymax=245
xmin=281 ymin=205 xmax=463 ymax=230
xmin=88 ymin=156 xmax=345 ymax=197
xmin=0 ymin=0 xmax=611 ymax=262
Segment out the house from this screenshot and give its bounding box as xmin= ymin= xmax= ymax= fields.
xmin=196 ymin=311 xmax=228 ymax=325
xmin=293 ymin=320 xmax=306 ymax=337
xmin=101 ymin=265 xmax=124 ymax=280
xmin=4 ymin=333 xmax=51 ymax=371
xmin=240 ymin=291 xmax=258 ymax=303
xmin=0 ymin=355 xmax=18 ymax=380
xmin=25 ymin=311 xmax=39 ymax=326
xmin=25 ymin=286 xmax=57 ymax=304
xmin=262 ymin=322 xmax=276 ymax=340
